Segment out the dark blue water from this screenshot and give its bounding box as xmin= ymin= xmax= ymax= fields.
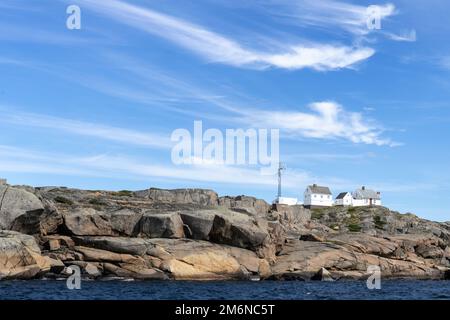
xmin=0 ymin=280 xmax=449 ymax=300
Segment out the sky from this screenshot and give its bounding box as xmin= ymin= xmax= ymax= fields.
xmin=1 ymin=0 xmax=450 ymax=221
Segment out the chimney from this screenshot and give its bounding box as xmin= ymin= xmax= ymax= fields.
xmin=362 ymin=186 xmax=365 ymax=190
xmin=313 ymin=183 xmax=317 ymax=187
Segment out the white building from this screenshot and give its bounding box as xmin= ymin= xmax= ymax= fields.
xmin=304 ymin=184 xmax=333 ymax=208
xmin=352 ymin=186 xmax=381 ymax=207
xmin=273 ymin=197 xmax=299 ymax=206
xmin=335 ymin=192 xmax=353 ymax=206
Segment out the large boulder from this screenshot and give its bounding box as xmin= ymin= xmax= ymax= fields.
xmin=11 ymin=199 xmax=62 ymax=235
xmin=109 ymin=209 xmax=142 ymax=236
xmin=219 ymin=196 xmax=270 ymax=217
xmin=180 ymin=210 xmax=215 ymax=240
xmin=272 ymin=204 xmax=311 ymax=228
xmin=63 ymin=208 xmax=142 ymax=237
xmin=147 ymin=238 xmax=265 ymax=280
xmin=103 ymin=262 xmax=167 ymax=280
xmin=138 ymin=212 xmax=185 ymax=238
xmin=63 ymin=208 xmax=113 ymax=236
xmin=74 ymin=236 xmax=148 ymax=256
xmin=73 ymin=246 xmax=142 ymax=264
xmin=0 ymin=186 xmax=44 ymax=230
xmin=0 ymin=230 xmax=50 ymax=279
xmin=209 ymin=214 xmax=268 ymax=251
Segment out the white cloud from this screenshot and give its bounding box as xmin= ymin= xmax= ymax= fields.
xmin=258 ymin=0 xmax=396 ymax=36
xmin=0 ymin=145 xmax=283 ymax=186
xmin=262 ymin=45 xmax=374 ymax=71
xmin=385 ymin=30 xmax=417 ymax=42
xmin=285 ymin=152 xmax=376 ymax=162
xmin=76 ymin=0 xmax=374 ymax=71
xmin=255 ymin=0 xmax=416 ymax=43
xmin=0 ymin=98 xmax=396 ymax=149
xmin=2 ymin=145 xmax=432 ymax=204
xmin=0 ymin=109 xmax=171 ymax=149
xmin=242 ymin=101 xmax=399 ymax=146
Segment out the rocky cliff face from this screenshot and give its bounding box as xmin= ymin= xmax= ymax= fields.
xmin=0 ymin=183 xmax=449 ymax=281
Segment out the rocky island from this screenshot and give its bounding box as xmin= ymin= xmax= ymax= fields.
xmin=1 ymin=181 xmax=449 ymax=281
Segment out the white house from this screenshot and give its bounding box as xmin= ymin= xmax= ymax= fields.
xmin=352 ymin=186 xmax=381 ymax=207
xmin=273 ymin=197 xmax=299 ymax=206
xmin=304 ymin=184 xmax=333 ymax=208
xmin=335 ymin=192 xmax=353 ymax=206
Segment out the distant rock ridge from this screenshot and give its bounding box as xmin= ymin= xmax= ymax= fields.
xmin=0 ymin=184 xmax=449 ymax=281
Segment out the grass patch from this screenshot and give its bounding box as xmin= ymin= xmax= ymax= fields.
xmin=311 ymin=209 xmax=324 ymax=220
xmin=54 ymin=196 xmax=73 ymax=205
xmin=345 ymin=209 xmax=361 ymax=232
xmin=373 ymin=215 xmax=387 ymax=230
xmin=88 ymin=198 xmax=108 ymax=206
xmin=347 ymin=223 xmax=362 ymax=232
xmin=347 ymin=207 xmax=357 ymax=214
xmin=112 ymin=190 xmax=133 ymax=197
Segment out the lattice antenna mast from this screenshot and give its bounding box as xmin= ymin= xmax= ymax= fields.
xmin=277 ymin=162 xmax=286 ymax=198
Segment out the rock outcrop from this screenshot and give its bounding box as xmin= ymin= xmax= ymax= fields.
xmin=138 ymin=212 xmax=185 ymax=238
xmin=0 ymin=186 xmax=44 ymax=230
xmin=0 ymin=185 xmax=448 ymax=281
xmin=0 ymin=230 xmax=52 ymax=279
xmin=219 ymin=195 xmax=270 ymax=217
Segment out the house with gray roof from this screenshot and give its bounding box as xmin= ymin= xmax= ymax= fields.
xmin=304 ymin=184 xmax=333 ymax=208
xmin=352 ymin=186 xmax=381 ymax=207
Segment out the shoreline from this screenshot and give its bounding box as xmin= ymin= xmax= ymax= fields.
xmin=1 ymin=185 xmax=449 ymax=282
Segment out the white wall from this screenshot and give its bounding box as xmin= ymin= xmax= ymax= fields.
xmin=353 ymin=198 xmax=382 ymax=207
xmin=304 ymin=190 xmax=333 ymax=207
xmin=335 ymin=193 xmax=353 ymax=206
xmin=275 ymin=197 xmax=298 ymax=205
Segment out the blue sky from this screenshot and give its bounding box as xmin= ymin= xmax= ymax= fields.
xmin=1 ymin=0 xmax=450 ymax=221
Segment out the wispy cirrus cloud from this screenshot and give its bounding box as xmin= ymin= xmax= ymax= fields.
xmin=0 ymin=145 xmax=285 ymax=186
xmin=259 ymin=0 xmax=396 ymax=36
xmin=0 ymin=109 xmax=171 ymax=149
xmin=385 ymin=30 xmax=417 ymax=42
xmin=0 ymin=145 xmax=431 ymax=197
xmin=254 ymin=0 xmax=415 ymax=42
xmin=74 ymin=0 xmax=374 ymax=71
xmin=1 ymin=52 xmax=396 ymax=147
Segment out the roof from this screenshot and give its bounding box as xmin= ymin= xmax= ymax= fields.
xmin=354 ymin=188 xmax=380 ymax=200
xmin=336 ymin=192 xmax=350 ymax=199
xmin=308 ymin=185 xmax=332 ymax=195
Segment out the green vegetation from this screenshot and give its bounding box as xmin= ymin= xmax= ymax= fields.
xmin=347 ymin=207 xmax=357 ymax=214
xmin=373 ymin=215 xmax=387 ymax=230
xmin=88 ymin=198 xmax=107 ymax=206
xmin=347 ymin=223 xmax=362 ymax=232
xmin=112 ymin=190 xmax=133 ymax=197
xmin=311 ymin=209 xmax=324 ymax=220
xmin=345 ymin=208 xmax=361 ymax=232
xmin=54 ymin=196 xmax=73 ymax=205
